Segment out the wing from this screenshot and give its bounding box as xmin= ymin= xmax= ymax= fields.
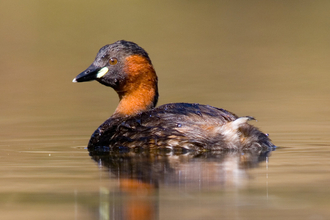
xmin=108 ymin=103 xmax=239 ymax=150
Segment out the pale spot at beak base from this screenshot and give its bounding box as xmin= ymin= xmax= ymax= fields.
xmin=97 ymin=67 xmax=109 ymax=78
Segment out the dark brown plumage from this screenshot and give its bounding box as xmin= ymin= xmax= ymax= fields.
xmin=73 ymin=40 xmax=274 ymax=152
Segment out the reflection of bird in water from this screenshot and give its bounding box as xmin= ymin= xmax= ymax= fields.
xmin=92 ymin=149 xmax=272 ymax=188
xmin=73 ymin=40 xmax=274 ymax=151
xmin=93 ymin=148 xmax=273 ymax=220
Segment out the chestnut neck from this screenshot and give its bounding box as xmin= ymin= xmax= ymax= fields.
xmin=113 ymin=55 xmax=158 ymax=117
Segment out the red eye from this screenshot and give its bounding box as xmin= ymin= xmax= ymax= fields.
xmin=109 ymin=58 xmax=118 ymax=65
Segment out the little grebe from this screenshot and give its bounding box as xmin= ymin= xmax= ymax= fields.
xmin=73 ymin=40 xmax=274 ymax=151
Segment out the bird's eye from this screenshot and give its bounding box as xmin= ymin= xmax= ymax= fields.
xmin=109 ymin=58 xmax=118 ymax=65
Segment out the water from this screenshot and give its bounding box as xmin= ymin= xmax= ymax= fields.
xmin=1 ymin=1 xmax=330 ymax=219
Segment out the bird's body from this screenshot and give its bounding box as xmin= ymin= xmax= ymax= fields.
xmin=73 ymin=40 xmax=274 ymax=151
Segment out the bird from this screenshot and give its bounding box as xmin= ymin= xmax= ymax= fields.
xmin=73 ymin=40 xmax=274 ymax=152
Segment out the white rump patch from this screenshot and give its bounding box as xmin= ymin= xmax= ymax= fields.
xmin=217 ymin=116 xmax=255 ymax=145
xmin=230 ymin=116 xmax=254 ymax=130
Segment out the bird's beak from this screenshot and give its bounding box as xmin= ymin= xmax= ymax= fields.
xmin=72 ymin=65 xmax=109 ymax=83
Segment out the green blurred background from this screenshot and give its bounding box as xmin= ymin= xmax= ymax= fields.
xmin=2 ymin=0 xmax=330 ymax=138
